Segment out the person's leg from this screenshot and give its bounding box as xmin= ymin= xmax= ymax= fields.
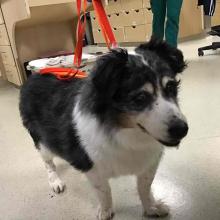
xmin=151 ymin=0 xmax=167 ymax=40
xmin=165 ymin=0 xmax=183 ymax=47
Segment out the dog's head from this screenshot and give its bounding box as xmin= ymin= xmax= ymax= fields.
xmin=85 ymin=38 xmax=188 ymax=147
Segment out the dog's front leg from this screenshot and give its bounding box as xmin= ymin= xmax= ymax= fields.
xmin=137 ymin=167 xmax=169 ymax=218
xmin=86 ymin=170 xmax=114 ymax=220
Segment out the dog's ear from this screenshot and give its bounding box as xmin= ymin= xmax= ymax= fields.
xmin=91 ymin=48 xmax=128 ymax=97
xmin=135 ymin=37 xmax=187 ymax=74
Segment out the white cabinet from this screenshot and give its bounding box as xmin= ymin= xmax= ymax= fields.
xmin=0 ymin=5 xmax=21 ymax=85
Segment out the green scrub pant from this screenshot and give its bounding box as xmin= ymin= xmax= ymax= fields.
xmin=151 ymin=0 xmax=183 ymax=47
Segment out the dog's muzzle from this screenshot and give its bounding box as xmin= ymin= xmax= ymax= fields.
xmin=168 ymin=119 xmax=188 ymax=140
xmin=161 ymin=119 xmax=188 ymax=147
xmin=137 ymin=119 xmax=188 ymax=147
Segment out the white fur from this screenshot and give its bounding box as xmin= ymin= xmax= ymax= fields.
xmin=73 ymin=102 xmax=169 ymax=219
xmin=137 ymin=170 xmax=170 ymax=217
xmin=162 ymin=76 xmax=172 ymax=88
xmin=39 ymin=144 xmax=65 ymax=193
xmin=175 ymin=73 xmax=182 ymax=82
xmin=73 ymin=102 xmax=163 ymax=177
xmin=137 ymin=92 xmax=186 ymax=142
xmin=132 ymin=51 xmax=150 ymax=67
xmin=143 ymin=83 xmax=154 ymax=94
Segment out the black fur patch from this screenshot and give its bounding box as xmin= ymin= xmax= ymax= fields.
xmin=19 ymin=74 xmax=93 ymax=172
xmin=135 ymin=36 xmax=187 ymax=74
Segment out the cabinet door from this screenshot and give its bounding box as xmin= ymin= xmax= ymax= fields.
xmin=212 ymin=1 xmax=220 ymax=26
xmin=0 ymin=10 xmax=4 ymax=24
xmin=0 ymin=24 xmax=10 ymax=45
xmin=179 ymin=0 xmax=203 ymax=38
xmin=0 ymin=46 xmax=21 ymax=85
xmin=4 ymin=64 xmax=21 ymax=85
xmin=0 ymin=46 xmax=15 ymax=66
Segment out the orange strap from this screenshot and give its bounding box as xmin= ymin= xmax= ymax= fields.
xmin=74 ymin=0 xmax=117 ymax=68
xmin=40 ymin=68 xmax=87 ymax=80
xmin=92 ymin=0 xmax=117 ymax=49
xmin=40 ymin=0 xmax=117 ymax=80
xmin=74 ymin=0 xmax=88 ymax=68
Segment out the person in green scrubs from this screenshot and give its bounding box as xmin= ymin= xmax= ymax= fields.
xmin=151 ymin=0 xmax=183 ymax=47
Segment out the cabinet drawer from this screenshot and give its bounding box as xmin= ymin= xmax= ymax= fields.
xmin=5 ymin=65 xmax=21 ymax=85
xmin=121 ymin=0 xmax=143 ymax=10
xmin=0 ymin=25 xmax=10 ymax=45
xmin=112 ymin=27 xmax=125 ymax=42
xmin=120 ymin=9 xmax=146 ymax=27
xmin=105 ymin=0 xmax=121 ymax=14
xmin=92 ymin=29 xmax=105 ymax=43
xmin=93 ymin=27 xmax=125 ymax=43
xmin=0 ymin=10 xmax=4 ymax=24
xmin=144 ymin=8 xmax=153 ymax=24
xmin=143 ymin=0 xmax=150 ymax=8
xmin=90 ymin=11 xmax=99 ymax=29
xmin=179 ymin=0 xmax=203 ymax=38
xmin=212 ymin=3 xmax=220 ymax=26
xmin=0 ymin=46 xmax=15 ymax=66
xmin=124 ymin=24 xmax=152 ymax=42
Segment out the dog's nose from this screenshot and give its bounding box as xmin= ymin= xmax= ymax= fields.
xmin=168 ymin=120 xmax=188 ymax=140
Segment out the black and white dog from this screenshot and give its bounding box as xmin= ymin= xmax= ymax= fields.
xmin=19 ymin=38 xmax=188 ymax=220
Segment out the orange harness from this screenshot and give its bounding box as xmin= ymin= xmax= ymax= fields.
xmin=40 ymin=0 xmax=117 ymax=81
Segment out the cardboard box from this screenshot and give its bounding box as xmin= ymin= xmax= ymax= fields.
xmin=143 ymin=0 xmax=151 ymax=9
xmin=124 ymin=24 xmax=152 ymax=42
xmin=121 ymin=0 xmax=143 ymax=11
xmin=105 ymin=0 xmax=122 ymax=14
xmin=143 ymin=8 xmax=153 ymax=24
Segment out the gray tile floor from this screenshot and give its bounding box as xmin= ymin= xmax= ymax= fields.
xmin=1 ymin=37 xmax=220 ymax=220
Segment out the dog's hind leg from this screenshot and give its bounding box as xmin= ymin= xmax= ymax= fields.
xmin=39 ymin=144 xmax=65 ymax=193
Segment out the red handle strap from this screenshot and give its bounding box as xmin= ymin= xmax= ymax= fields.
xmin=74 ymin=0 xmax=88 ymax=68
xmin=92 ymin=0 xmax=117 ymax=49
xmin=74 ymin=0 xmax=118 ymax=68
xmin=39 ymin=1 xmax=117 ymax=80
xmin=40 ymin=67 xmax=88 ymax=80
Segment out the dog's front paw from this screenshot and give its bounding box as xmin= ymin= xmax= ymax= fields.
xmin=49 ymin=177 xmax=66 ymax=194
xmin=144 ymin=201 xmax=169 ymax=218
xmin=97 ymin=207 xmax=114 ymax=220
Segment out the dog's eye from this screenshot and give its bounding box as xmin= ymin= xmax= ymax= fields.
xmin=165 ymin=81 xmax=179 ymax=96
xmin=133 ymin=91 xmax=151 ymax=105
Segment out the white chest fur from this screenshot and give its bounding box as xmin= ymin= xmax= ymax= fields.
xmin=73 ymin=104 xmax=164 ymax=178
